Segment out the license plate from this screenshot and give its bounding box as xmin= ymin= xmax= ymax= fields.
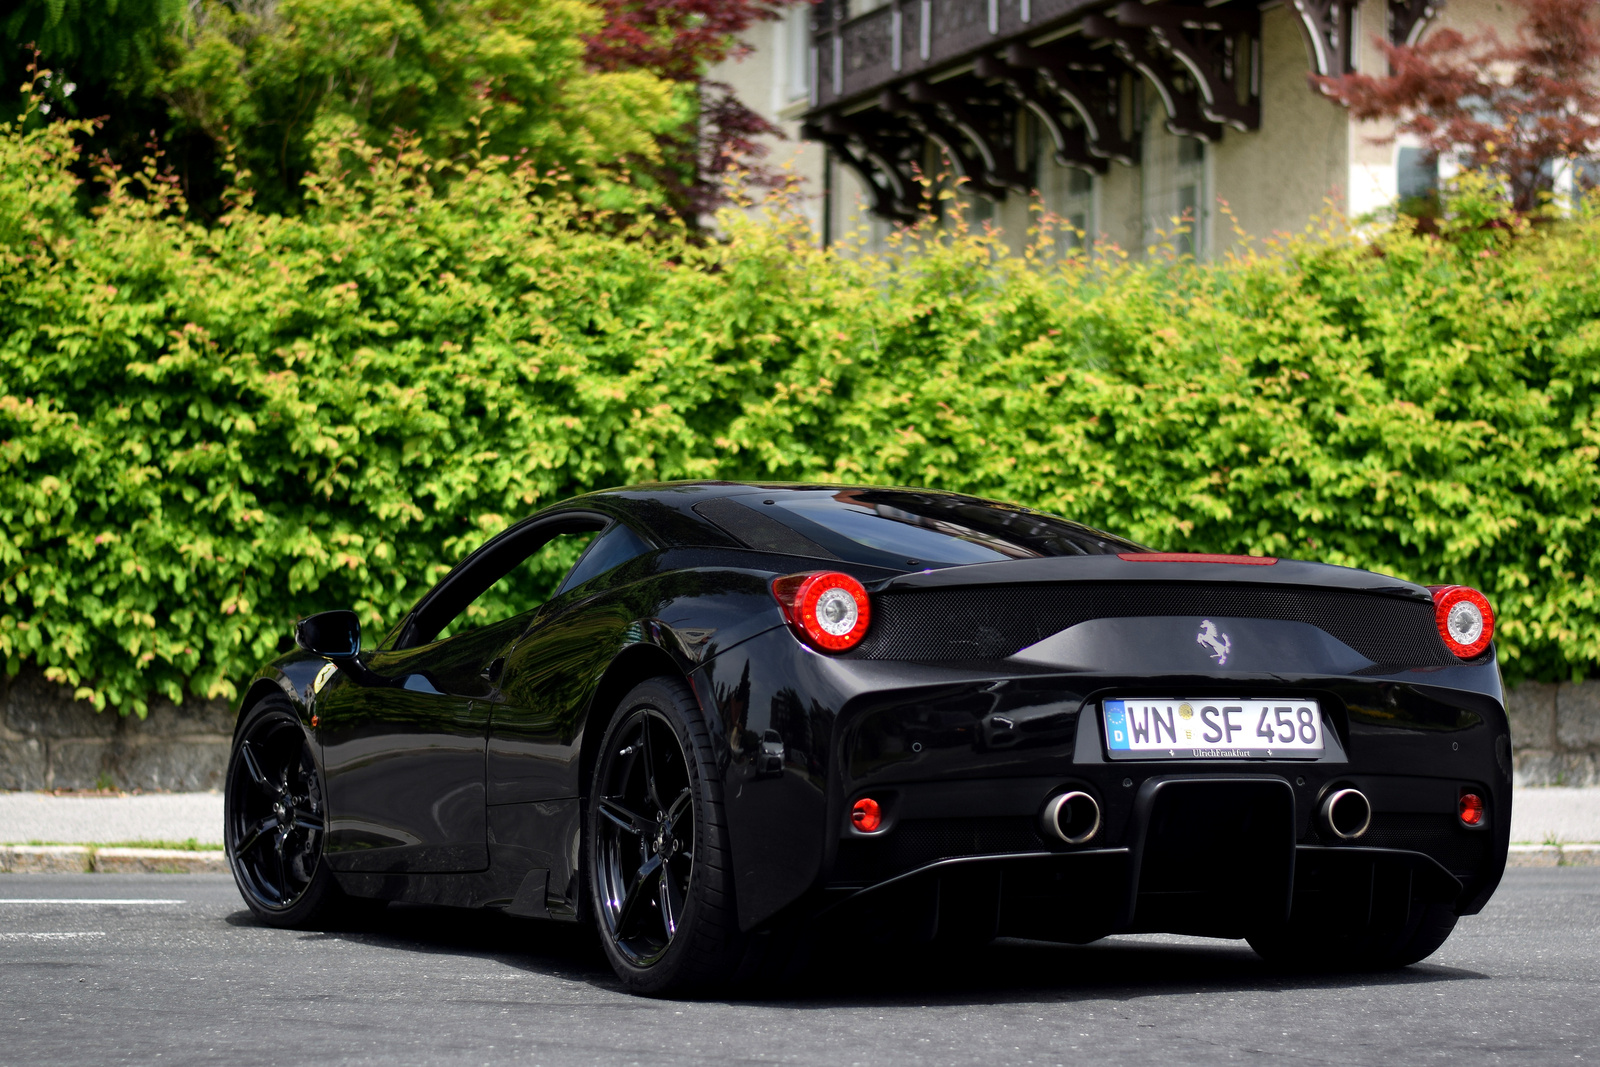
xmin=1102 ymin=698 xmax=1325 ymax=760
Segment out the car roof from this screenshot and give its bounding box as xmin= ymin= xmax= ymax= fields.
xmin=548 ymin=481 xmax=1141 ymax=562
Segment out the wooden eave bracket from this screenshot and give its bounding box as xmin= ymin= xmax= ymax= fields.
xmin=1111 ymin=1 xmax=1261 ymax=132
xmin=804 ymin=114 xmax=924 ymax=223
xmin=998 ymin=44 xmax=1136 ymax=167
xmin=1082 ymin=11 xmax=1226 ymax=142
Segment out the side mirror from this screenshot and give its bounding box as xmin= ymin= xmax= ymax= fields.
xmin=295 ymin=610 xmax=361 ymax=660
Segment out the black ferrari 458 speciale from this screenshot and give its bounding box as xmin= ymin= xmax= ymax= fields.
xmin=226 ymin=482 xmax=1511 ymax=993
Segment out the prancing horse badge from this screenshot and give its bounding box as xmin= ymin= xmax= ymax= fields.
xmin=1196 ymin=620 xmax=1231 ymax=666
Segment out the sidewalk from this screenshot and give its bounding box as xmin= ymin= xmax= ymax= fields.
xmin=1 ymin=788 xmax=1597 ymax=871
xmin=0 ymin=791 xmax=224 ymax=846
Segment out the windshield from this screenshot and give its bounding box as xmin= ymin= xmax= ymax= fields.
xmin=762 ymin=489 xmax=1141 ymax=568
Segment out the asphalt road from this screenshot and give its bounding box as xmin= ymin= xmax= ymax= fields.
xmin=0 ymin=870 xmax=1596 ymax=1067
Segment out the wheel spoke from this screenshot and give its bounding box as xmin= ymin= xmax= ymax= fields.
xmin=639 ymin=719 xmax=664 ymax=810
xmin=615 ymin=853 xmax=662 ymax=937
xmin=658 ymin=860 xmax=683 ymax=938
xmin=292 ymin=810 xmax=324 ymax=832
xmin=665 ymin=785 xmax=691 ymax=827
xmin=600 ymin=797 xmax=656 ymax=835
xmin=272 ymin=830 xmax=290 ymax=899
xmin=239 ymin=741 xmax=276 ymax=795
xmin=234 ymin=814 xmax=278 ymax=858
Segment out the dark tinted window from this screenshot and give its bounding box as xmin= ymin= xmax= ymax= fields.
xmin=436 ymin=531 xmax=597 ymax=640
xmin=556 ymin=522 xmax=652 ymax=595
xmin=760 ymin=489 xmax=1140 ymax=567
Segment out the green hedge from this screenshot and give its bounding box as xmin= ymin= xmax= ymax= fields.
xmin=4 ymin=114 xmax=1600 ymax=713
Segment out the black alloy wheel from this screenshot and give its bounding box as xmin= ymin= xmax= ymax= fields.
xmin=225 ymin=698 xmax=341 ymax=926
xmin=587 ymin=678 xmax=742 ymax=995
xmin=595 ymin=708 xmax=696 ymax=966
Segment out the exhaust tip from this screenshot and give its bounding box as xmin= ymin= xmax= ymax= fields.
xmin=1043 ymin=791 xmax=1101 ymax=845
xmin=1320 ymin=787 xmax=1372 ymax=840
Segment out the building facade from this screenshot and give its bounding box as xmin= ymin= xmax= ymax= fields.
xmin=713 ymin=0 xmax=1519 ymax=255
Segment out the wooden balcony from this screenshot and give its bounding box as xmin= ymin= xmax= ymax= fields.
xmin=801 ymin=0 xmax=1439 ymax=222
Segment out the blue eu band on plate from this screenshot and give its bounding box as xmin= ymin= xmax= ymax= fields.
xmin=1102 ymin=698 xmax=1325 ymax=760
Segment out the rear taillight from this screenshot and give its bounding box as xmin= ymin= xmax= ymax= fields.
xmin=1428 ymin=585 xmax=1494 ymax=659
xmin=1459 ymin=790 xmax=1486 ymax=827
xmin=772 ymin=571 xmax=871 ymax=652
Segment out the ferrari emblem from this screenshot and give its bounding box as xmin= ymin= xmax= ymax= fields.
xmin=1196 ymin=620 xmax=1232 ymax=666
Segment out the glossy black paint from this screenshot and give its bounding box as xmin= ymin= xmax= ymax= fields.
xmin=240 ymin=481 xmax=1512 ymax=952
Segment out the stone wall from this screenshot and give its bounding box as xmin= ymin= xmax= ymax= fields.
xmin=1 ymin=666 xmax=1597 ymax=791
xmin=1506 ymin=683 xmax=1600 ymax=788
xmin=0 ymin=671 xmax=233 ymax=792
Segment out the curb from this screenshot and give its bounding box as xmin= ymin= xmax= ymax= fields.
xmin=1507 ymin=843 xmax=1600 ymax=867
xmin=6 ymin=843 xmax=1598 ymax=873
xmin=0 ymin=845 xmax=227 ymax=874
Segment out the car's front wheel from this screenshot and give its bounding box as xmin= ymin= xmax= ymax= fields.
xmin=586 ymin=677 xmax=742 ymax=996
xmin=225 ymin=696 xmax=344 ymax=927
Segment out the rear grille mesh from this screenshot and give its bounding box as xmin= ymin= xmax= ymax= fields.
xmin=1355 ymin=813 xmax=1491 ymax=877
xmin=848 ymin=582 xmax=1454 ymax=669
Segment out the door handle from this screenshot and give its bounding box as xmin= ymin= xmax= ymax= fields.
xmin=481 ymin=657 xmax=505 ymax=684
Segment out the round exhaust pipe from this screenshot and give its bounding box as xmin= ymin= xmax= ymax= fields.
xmin=1320 ymin=787 xmax=1373 ymax=840
xmin=1042 ymin=791 xmax=1101 ymax=845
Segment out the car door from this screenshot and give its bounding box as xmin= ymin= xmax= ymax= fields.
xmin=317 ymin=616 xmax=521 ymax=873
xmin=485 ymin=521 xmax=654 ymax=806
xmin=315 ymin=513 xmax=610 ymax=874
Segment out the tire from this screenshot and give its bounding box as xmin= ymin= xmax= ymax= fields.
xmin=586 ymin=677 xmax=743 ymax=996
xmin=225 ymin=696 xmax=346 ymax=928
xmin=1387 ymin=902 xmax=1458 ymax=966
xmin=1247 ymin=899 xmax=1459 ymax=970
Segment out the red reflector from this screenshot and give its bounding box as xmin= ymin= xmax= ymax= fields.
xmin=851 ymin=797 xmax=882 ymax=833
xmin=1118 ymin=552 xmax=1278 ymax=565
xmin=1459 ymin=791 xmax=1485 ymax=827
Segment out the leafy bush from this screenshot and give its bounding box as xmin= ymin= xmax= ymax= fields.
xmin=4 ymin=111 xmax=1599 ymax=713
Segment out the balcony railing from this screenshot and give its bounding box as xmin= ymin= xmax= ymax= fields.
xmin=813 ymin=0 xmax=1094 ymax=110
xmin=802 ymin=0 xmax=1439 ymax=222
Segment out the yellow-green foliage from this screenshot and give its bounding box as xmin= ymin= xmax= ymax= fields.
xmin=161 ymin=0 xmax=678 ymax=213
xmin=4 ymin=114 xmax=1599 ymax=714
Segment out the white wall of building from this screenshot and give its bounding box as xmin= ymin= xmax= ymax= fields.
xmin=715 ymin=0 xmax=1510 ymax=253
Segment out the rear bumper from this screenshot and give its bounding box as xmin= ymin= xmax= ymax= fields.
xmin=818 ymin=843 xmax=1463 ymax=945
xmin=824 ymin=767 xmax=1505 ymax=910
xmin=695 ymin=627 xmax=1510 ymax=933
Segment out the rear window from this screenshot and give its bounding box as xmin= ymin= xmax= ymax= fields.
xmin=761 ymin=489 xmax=1141 ymax=568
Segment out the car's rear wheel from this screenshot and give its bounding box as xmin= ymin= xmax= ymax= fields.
xmin=1247 ymin=899 xmax=1458 ymax=970
xmin=587 ymin=678 xmax=742 ymax=996
xmin=225 ymin=697 xmax=343 ymax=927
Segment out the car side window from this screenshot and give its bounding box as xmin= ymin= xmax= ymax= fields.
xmin=555 ymin=522 xmax=651 ymax=597
xmin=435 ymin=531 xmax=597 ymax=641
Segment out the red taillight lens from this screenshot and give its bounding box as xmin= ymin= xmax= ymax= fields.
xmin=1428 ymin=585 xmax=1494 ymax=659
xmin=771 ymin=571 xmax=871 ymax=652
xmin=852 ymin=797 xmax=883 ymax=833
xmin=1459 ymin=790 xmax=1485 ymax=827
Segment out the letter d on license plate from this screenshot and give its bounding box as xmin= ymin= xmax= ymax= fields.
xmin=1102 ymin=698 xmax=1324 ymax=760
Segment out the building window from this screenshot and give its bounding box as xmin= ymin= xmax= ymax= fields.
xmin=1174 ymin=136 xmax=1204 ymax=258
xmin=1573 ymin=158 xmax=1598 ymax=209
xmin=782 ymin=5 xmax=812 ymax=108
xmin=1143 ymin=113 xmax=1208 ymax=258
xmin=1396 ymin=146 xmax=1439 ymax=212
xmin=1047 ymin=165 xmax=1095 ymax=251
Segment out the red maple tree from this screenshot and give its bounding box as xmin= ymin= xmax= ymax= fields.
xmin=587 ymin=0 xmax=810 ymax=218
xmin=1314 ymin=0 xmax=1600 ymax=214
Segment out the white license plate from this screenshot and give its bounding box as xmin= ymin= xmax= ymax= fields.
xmin=1102 ymin=698 xmax=1325 ymax=760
